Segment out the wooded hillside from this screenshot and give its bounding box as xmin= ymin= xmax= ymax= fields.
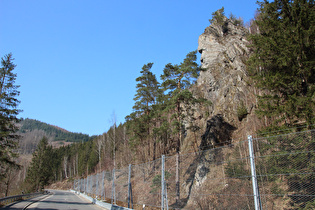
xmin=1 ymin=1 xmax=314 ymax=206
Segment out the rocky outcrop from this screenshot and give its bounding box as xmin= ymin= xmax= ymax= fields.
xmin=193 ymin=17 xmax=262 ymax=143
xmin=181 ymin=18 xmax=266 ymax=209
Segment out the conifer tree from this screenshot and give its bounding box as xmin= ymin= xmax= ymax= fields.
xmin=0 ymin=53 xmax=21 ymax=181
xmin=160 ymin=50 xmax=204 ymax=204
xmin=248 ymin=0 xmax=315 ymax=128
xmin=26 ymin=137 xmax=53 ymax=191
xmin=126 ymin=63 xmax=160 ymax=160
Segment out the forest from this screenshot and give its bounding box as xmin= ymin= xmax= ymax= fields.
xmin=19 ymin=118 xmax=91 ymax=142
xmin=0 ymin=1 xmax=314 ymax=207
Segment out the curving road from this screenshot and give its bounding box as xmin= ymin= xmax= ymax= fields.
xmin=4 ymin=190 xmax=106 ymax=210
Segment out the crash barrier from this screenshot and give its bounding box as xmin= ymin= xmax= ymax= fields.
xmin=0 ymin=191 xmax=47 ymax=208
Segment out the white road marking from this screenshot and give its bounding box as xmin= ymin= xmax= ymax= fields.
xmin=26 ymin=194 xmax=53 ymax=209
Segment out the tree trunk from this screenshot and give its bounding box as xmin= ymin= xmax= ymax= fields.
xmin=176 ymin=97 xmax=181 ymax=204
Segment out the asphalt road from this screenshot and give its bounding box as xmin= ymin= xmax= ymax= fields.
xmin=4 ymin=190 xmax=106 ymax=210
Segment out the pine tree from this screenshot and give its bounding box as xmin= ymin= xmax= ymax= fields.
xmin=126 ymin=63 xmax=160 ymax=161
xmin=0 ymin=53 xmax=21 ymax=180
xmin=248 ymin=0 xmax=315 ymax=128
xmin=209 ymin=6 xmax=225 ymax=25
xmin=160 ymin=50 xmax=204 ymax=204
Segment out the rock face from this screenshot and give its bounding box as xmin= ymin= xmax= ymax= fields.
xmin=182 ymin=18 xmax=265 ymax=209
xmin=194 ymin=18 xmax=261 ymax=141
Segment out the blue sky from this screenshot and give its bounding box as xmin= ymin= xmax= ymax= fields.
xmin=0 ymin=0 xmax=258 ymax=136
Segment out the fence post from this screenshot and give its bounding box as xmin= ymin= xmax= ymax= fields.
xmin=91 ymin=175 xmax=94 ymax=196
xmin=128 ymin=164 xmax=133 ymax=208
xmin=112 ymin=168 xmax=116 ymax=205
xmin=248 ymin=135 xmax=262 ymax=210
xmin=86 ymin=177 xmax=88 ymax=194
xmin=88 ymin=175 xmax=90 ymax=195
xmin=161 ymin=155 xmax=165 ymax=210
xmin=96 ymin=173 xmax=99 ymax=198
xmin=165 ymin=179 xmax=169 ymax=210
xmin=102 ymin=171 xmax=105 ymax=200
xmin=84 ymin=178 xmax=86 ymax=194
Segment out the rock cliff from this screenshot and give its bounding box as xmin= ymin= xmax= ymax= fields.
xmin=189 ymin=17 xmax=264 ymax=148
xmin=181 ymin=18 xmax=266 ymax=209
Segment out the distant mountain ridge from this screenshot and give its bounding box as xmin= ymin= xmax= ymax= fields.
xmin=19 ymin=118 xmax=90 ymax=142
xmin=18 ymin=118 xmax=91 ymax=154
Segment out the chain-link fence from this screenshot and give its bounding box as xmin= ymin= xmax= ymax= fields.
xmin=253 ymin=130 xmax=315 ymax=209
xmin=73 ymin=129 xmax=315 ymax=209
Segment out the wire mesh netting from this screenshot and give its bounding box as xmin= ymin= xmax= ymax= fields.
xmin=253 ymin=130 xmax=315 ymax=209
xmin=164 ymin=140 xmax=256 ymax=209
xmin=73 ymin=129 xmax=315 ymax=209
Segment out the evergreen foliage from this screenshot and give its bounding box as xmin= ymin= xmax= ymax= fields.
xmin=20 ymin=118 xmax=90 ymax=142
xmin=209 ymin=7 xmax=225 ymax=25
xmin=248 ymin=0 xmax=315 ymax=128
xmin=160 ymin=50 xmax=205 ymax=152
xmin=25 ymin=137 xmax=54 ymax=191
xmin=258 ymin=131 xmax=315 ymax=208
xmin=0 ymin=53 xmax=21 ymax=180
xmin=126 ymin=63 xmax=161 ymax=159
xmin=160 ymin=50 xmax=206 ymax=203
xmin=209 ymin=7 xmax=244 ymax=34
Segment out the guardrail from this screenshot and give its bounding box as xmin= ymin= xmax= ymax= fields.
xmin=0 ymin=191 xmax=47 ymax=208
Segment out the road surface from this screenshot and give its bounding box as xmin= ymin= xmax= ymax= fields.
xmin=4 ymin=190 xmax=106 ymax=210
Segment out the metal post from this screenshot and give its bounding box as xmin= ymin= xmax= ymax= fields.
xmin=93 ymin=175 xmax=95 ymax=196
xmin=128 ymin=164 xmax=133 ymax=208
xmin=84 ymin=178 xmax=86 ymax=194
xmin=248 ymin=135 xmax=262 ymax=210
xmin=86 ymin=176 xmax=88 ymax=194
xmin=96 ymin=173 xmax=99 ymax=198
xmin=161 ymin=155 xmax=165 ymax=210
xmin=88 ymin=175 xmax=90 ymax=195
xmin=112 ymin=168 xmax=116 ymax=204
xmin=165 ymin=180 xmax=169 ymax=210
xmin=91 ymin=175 xmax=93 ymax=196
xmin=102 ymin=171 xmax=105 ymax=200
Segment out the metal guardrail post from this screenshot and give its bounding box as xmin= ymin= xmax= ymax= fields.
xmin=248 ymin=135 xmax=262 ymax=210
